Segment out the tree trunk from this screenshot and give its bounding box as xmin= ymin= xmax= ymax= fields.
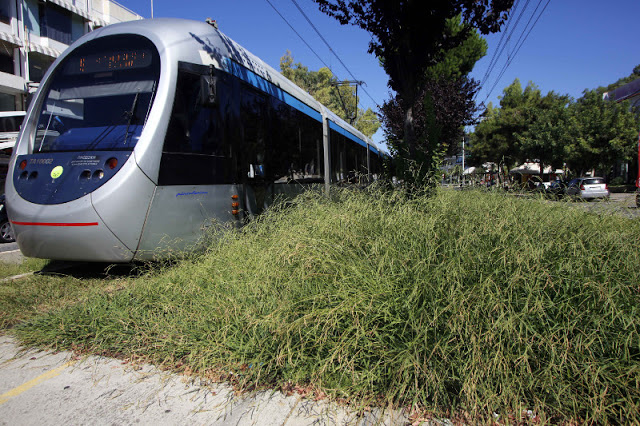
xmin=403 ymin=105 xmax=417 ymax=159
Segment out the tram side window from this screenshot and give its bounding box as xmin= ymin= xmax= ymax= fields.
xmin=298 ymin=113 xmax=324 ymax=182
xmin=330 ymin=130 xmax=346 ymax=183
xmin=369 ymin=150 xmax=381 ymax=176
xmin=241 ymin=87 xmax=268 ymax=180
xmin=330 ymin=128 xmax=369 ymax=184
xmin=346 ymin=141 xmax=367 ymax=179
xmin=269 ymin=96 xmax=297 ymax=181
xmin=160 ymin=67 xmax=233 ymax=185
xmin=269 ymin=100 xmax=324 ymax=183
xmin=240 ymin=85 xmax=324 ymax=184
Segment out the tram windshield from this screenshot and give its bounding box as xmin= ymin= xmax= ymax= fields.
xmin=33 ymin=34 xmax=160 ymax=153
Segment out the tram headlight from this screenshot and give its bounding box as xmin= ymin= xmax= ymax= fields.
xmin=19 ymin=160 xmax=27 ymax=170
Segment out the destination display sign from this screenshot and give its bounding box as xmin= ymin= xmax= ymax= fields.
xmin=65 ymin=50 xmax=152 ymax=75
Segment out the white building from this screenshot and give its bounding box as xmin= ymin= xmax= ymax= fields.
xmin=0 ymin=0 xmax=143 ymax=112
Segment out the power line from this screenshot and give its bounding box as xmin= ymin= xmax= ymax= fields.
xmin=288 ymin=0 xmax=380 ymax=109
xmin=264 ymin=0 xmax=380 ymax=113
xmin=507 ymin=0 xmax=548 ymax=57
xmin=479 ymin=0 xmax=520 ymax=88
xmin=500 ymin=0 xmax=552 ymax=76
xmin=478 ymin=0 xmax=532 ymax=94
xmin=263 ymin=0 xmax=332 ymax=72
xmin=480 ymin=0 xmax=552 ymax=105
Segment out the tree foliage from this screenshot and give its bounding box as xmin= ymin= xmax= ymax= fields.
xmin=312 ymin=0 xmax=513 ymax=186
xmin=279 ymin=51 xmax=380 ymax=138
xmin=381 ymin=74 xmax=480 ymax=183
xmin=377 ymin=17 xmax=488 ymax=186
xmin=470 ymin=79 xmax=640 ymax=179
xmin=567 ymin=90 xmax=639 ymax=176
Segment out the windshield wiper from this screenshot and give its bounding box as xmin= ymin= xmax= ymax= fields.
xmin=123 ymin=91 xmax=141 ymax=146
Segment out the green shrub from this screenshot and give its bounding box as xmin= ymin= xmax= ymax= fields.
xmin=610 ymin=176 xmax=625 ymax=186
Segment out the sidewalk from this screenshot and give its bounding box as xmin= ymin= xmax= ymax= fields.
xmin=0 ymin=336 xmax=408 ymax=425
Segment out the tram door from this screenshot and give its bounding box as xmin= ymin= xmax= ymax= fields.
xmin=241 ymin=88 xmax=269 ymax=216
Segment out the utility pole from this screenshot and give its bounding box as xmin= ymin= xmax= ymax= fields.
xmin=331 ymin=80 xmax=363 ymax=125
xmin=461 ymin=136 xmax=465 ymax=186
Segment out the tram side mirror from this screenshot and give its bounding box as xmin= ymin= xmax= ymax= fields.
xmin=199 ymin=74 xmax=217 ymax=107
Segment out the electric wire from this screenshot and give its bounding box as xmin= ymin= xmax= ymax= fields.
xmin=263 ymin=0 xmax=333 ymax=72
xmin=482 ymin=0 xmax=551 ymax=104
xmin=478 ymin=0 xmax=532 ymax=95
xmin=496 ymin=0 xmax=552 ymax=82
xmin=509 ymin=0 xmax=545 ymax=60
xmin=479 ymin=0 xmax=520 ymax=88
xmin=288 ymin=0 xmax=380 ymax=109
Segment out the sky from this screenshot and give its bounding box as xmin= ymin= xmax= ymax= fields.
xmin=116 ymin=0 xmax=640 ymax=149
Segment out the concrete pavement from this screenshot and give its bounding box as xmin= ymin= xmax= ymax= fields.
xmin=0 ymin=336 xmax=408 ymax=425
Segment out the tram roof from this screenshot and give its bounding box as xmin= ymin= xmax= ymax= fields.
xmin=83 ymin=18 xmax=382 ymax=155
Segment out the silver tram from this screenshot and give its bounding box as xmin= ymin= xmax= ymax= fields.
xmin=4 ymin=18 xmax=384 ymax=262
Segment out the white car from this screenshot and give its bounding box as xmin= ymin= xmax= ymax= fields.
xmin=566 ymin=177 xmax=610 ymax=200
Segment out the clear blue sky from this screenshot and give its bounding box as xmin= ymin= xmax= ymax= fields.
xmin=117 ymin=0 xmax=640 ymax=147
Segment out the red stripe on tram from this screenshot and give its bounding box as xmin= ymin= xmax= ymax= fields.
xmin=11 ymin=221 xmax=99 ymax=227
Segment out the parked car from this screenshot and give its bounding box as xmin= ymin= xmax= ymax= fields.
xmin=540 ymin=180 xmax=568 ymax=199
xmin=565 ymin=177 xmax=610 ymax=200
xmin=0 ymin=194 xmax=15 ymax=243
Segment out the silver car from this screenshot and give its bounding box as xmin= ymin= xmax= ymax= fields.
xmin=566 ymin=177 xmax=610 ymax=200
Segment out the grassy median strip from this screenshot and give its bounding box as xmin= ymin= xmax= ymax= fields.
xmin=10 ymin=188 xmax=640 ymax=423
xmin=0 ymin=262 xmax=140 ymax=330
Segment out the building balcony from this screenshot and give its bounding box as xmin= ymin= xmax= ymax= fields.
xmin=0 ymin=71 xmax=26 ymax=94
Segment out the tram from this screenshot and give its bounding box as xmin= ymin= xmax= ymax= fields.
xmin=4 ymin=18 xmax=384 ymax=262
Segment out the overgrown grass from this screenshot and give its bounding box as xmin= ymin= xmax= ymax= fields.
xmin=0 ymin=262 xmax=141 ymax=330
xmin=12 ymin=188 xmax=640 ymax=423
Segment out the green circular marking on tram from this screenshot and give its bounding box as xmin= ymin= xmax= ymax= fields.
xmin=51 ymin=166 xmax=64 ymax=179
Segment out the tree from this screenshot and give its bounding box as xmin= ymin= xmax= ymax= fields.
xmin=279 ymin=51 xmax=380 ymax=138
xmin=516 ymin=91 xmax=572 ymax=175
xmin=470 ymin=79 xmax=573 ymax=183
xmin=470 ymin=79 xmax=640 ymax=180
xmin=471 ymin=102 xmax=513 ymax=168
xmin=567 ymin=90 xmax=640 ymax=176
xmin=381 ymin=74 xmax=480 ymax=184
xmin=378 ymin=16 xmax=487 ymax=186
xmin=470 ymin=79 xmax=532 ymax=170
xmin=312 ymin=0 xmax=513 ymax=184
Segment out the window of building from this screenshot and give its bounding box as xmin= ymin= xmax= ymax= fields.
xmin=71 ymin=14 xmax=84 ymax=42
xmin=39 ymin=2 xmax=72 ymax=45
xmin=0 ymin=46 xmax=14 ymax=74
xmin=0 ymin=2 xmax=12 ymax=25
xmin=0 ymin=93 xmax=17 ymax=111
xmin=28 ymin=52 xmax=54 ymax=82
